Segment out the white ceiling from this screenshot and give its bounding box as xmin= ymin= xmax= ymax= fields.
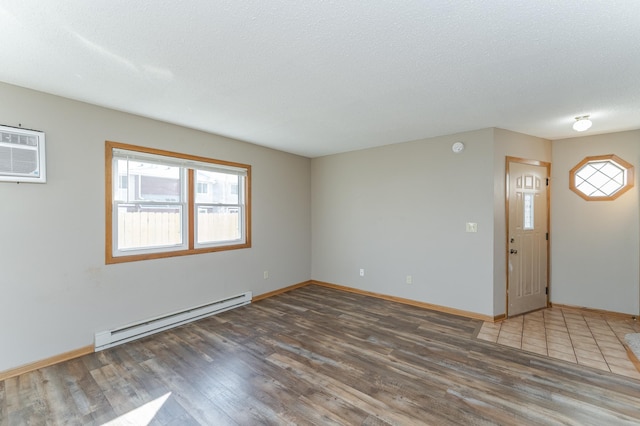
xmin=1 ymin=1 xmax=639 ymax=158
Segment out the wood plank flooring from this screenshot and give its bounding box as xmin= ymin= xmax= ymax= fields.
xmin=2 ymin=284 xmax=640 ymax=425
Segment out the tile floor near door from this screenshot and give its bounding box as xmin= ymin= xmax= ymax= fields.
xmin=477 ymin=307 xmax=640 ymax=380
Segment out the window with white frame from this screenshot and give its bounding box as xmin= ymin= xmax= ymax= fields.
xmin=106 ymin=141 xmax=250 ymax=263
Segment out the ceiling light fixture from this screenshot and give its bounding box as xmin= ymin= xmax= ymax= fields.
xmin=573 ymin=115 xmax=592 ymax=132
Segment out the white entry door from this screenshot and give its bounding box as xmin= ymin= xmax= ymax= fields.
xmin=507 ymin=159 xmax=550 ymax=317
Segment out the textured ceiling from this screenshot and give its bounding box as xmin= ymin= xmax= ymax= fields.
xmin=1 ymin=1 xmax=639 ymax=157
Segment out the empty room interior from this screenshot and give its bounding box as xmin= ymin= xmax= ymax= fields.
xmin=1 ymin=1 xmax=640 ymax=424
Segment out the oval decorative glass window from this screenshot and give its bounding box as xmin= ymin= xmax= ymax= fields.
xmin=569 ymin=154 xmax=634 ymax=201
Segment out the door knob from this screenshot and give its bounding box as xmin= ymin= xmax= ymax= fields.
xmin=510 ymin=249 xmax=518 ymax=254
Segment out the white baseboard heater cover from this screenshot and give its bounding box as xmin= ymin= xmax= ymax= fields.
xmin=95 ymin=291 xmax=252 ymax=351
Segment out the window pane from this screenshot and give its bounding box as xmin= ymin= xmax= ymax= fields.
xmin=196 ymin=206 xmax=241 ymax=244
xmin=575 ymin=164 xmax=597 ymax=180
xmin=587 ymin=171 xmax=610 ymax=189
xmin=523 ymin=193 xmax=534 ymax=230
xmin=600 ymin=162 xmax=624 ymax=178
xmin=116 ymin=159 xmax=182 ymax=202
xmin=576 ymin=180 xmax=599 ymax=196
xmin=197 ymin=182 xmax=208 ymax=194
xmin=600 ymin=180 xmax=623 ymax=196
xmin=196 ymin=170 xmax=239 ymax=204
xmin=117 ymin=204 xmax=183 ymax=250
xmin=574 ymin=160 xmax=626 ymax=197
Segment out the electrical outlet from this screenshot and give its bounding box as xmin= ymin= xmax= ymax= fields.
xmin=359 ymin=269 xmax=365 ymax=276
xmin=466 ymin=222 xmax=478 ymax=233
xmin=263 ymin=270 xmax=269 ymax=279
xmin=406 ymin=275 xmax=412 ymax=284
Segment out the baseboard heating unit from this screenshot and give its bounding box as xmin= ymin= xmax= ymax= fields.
xmin=94 ymin=291 xmax=252 ymax=351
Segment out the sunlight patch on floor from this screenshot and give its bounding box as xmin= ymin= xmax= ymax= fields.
xmin=102 ymin=392 xmax=172 ymax=426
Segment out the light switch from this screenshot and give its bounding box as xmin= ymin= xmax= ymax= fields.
xmin=466 ymin=222 xmax=478 ymax=233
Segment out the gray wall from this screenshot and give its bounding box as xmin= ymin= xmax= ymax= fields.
xmin=310 ymin=128 xmax=551 ymax=318
xmin=0 ymin=82 xmax=311 ymax=372
xmin=551 ymin=130 xmax=639 ymax=314
xmin=311 ymin=129 xmax=497 ymax=316
xmin=311 ymin=127 xmax=639 ymax=318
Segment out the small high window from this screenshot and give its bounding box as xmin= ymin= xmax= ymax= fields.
xmin=569 ymin=154 xmax=634 ymax=201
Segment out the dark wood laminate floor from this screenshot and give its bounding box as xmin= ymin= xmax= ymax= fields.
xmin=2 ymin=285 xmax=640 ymax=425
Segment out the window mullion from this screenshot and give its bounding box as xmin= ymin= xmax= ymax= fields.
xmin=188 ymin=168 xmax=195 ymax=250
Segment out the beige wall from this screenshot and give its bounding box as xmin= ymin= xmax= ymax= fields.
xmin=551 ymin=130 xmax=639 ymax=314
xmin=0 ymin=82 xmax=311 ymax=372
